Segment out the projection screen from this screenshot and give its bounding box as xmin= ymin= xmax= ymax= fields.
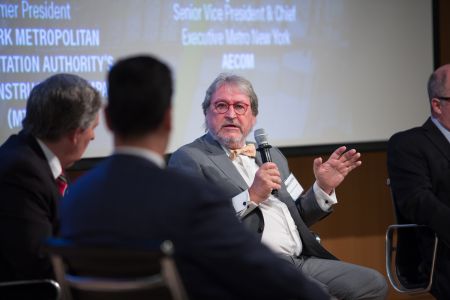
xmin=0 ymin=0 xmax=433 ymax=157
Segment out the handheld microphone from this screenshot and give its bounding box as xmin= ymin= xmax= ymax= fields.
xmin=254 ymin=128 xmax=278 ymax=195
xmin=254 ymin=128 xmax=272 ymax=163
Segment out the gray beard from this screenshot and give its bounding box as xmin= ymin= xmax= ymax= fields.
xmin=208 ymin=130 xmax=246 ymax=149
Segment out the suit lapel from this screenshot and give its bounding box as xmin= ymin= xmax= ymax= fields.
xmin=423 ymin=118 xmax=450 ymax=161
xmin=21 ymin=131 xmax=59 ymax=196
xmin=202 ymin=133 xmax=249 ymax=190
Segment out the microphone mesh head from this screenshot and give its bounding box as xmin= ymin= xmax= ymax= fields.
xmin=254 ymin=128 xmax=268 ymax=146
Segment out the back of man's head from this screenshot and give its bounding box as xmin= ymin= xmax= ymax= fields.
xmin=107 ymin=55 xmax=173 ymax=138
xmin=22 ymin=73 xmax=101 ymax=141
xmin=427 ymin=64 xmax=450 ymax=101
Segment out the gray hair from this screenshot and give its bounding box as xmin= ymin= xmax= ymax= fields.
xmin=202 ymin=73 xmax=259 ymax=116
xmin=22 ymin=73 xmax=102 ymax=141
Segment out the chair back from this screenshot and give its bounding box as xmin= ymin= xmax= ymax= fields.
xmin=385 ymin=178 xmax=438 ymax=294
xmin=0 ymin=279 xmax=60 ymax=299
xmin=43 ymin=238 xmax=188 ymax=300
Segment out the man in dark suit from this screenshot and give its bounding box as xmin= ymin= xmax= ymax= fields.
xmin=169 ymin=73 xmax=388 ymax=299
xmin=388 ymin=64 xmax=450 ymax=299
xmin=0 ymin=74 xmax=101 ymax=281
xmin=59 ymin=55 xmax=331 ymax=300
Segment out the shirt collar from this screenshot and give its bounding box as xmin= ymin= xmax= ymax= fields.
xmin=114 ymin=146 xmax=165 ymax=168
xmin=431 ymin=117 xmax=450 ymax=143
xmin=36 ymin=138 xmax=62 ymax=180
xmin=221 ymin=144 xmax=232 ymax=156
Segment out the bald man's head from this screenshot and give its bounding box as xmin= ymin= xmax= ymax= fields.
xmin=428 ymin=64 xmax=450 ymax=102
xmin=427 ymin=64 xmax=450 ymax=130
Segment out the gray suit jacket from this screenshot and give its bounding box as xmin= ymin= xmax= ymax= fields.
xmin=169 ymin=133 xmax=337 ymax=260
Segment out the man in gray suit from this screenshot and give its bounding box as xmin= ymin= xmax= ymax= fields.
xmin=169 ymin=73 xmax=388 ymax=300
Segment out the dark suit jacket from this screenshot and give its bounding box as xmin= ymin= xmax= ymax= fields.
xmin=59 ymin=153 xmax=330 ymax=300
xmin=168 ymin=133 xmax=336 ymax=260
xmin=388 ymin=118 xmax=450 ymax=299
xmin=0 ymin=131 xmax=59 ymax=281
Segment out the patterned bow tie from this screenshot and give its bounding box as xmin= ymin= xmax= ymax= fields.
xmin=229 ymin=144 xmax=256 ymax=160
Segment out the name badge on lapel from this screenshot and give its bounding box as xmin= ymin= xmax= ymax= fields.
xmin=284 ymin=173 xmax=303 ymax=200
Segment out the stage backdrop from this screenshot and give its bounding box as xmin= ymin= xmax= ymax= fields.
xmin=0 ymin=0 xmax=433 ymax=157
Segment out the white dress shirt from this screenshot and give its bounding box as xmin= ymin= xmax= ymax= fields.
xmin=36 ymin=138 xmax=63 ymax=180
xmin=227 ymin=150 xmax=337 ymax=256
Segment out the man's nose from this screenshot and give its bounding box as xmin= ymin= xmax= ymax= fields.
xmin=225 ymin=105 xmax=237 ymax=117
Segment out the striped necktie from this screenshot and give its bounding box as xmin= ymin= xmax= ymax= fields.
xmin=56 ymin=172 xmax=68 ymax=196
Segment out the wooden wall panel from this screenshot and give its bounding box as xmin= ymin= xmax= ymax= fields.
xmin=437 ymin=0 xmax=450 ymax=66
xmin=287 ymin=151 xmax=434 ymax=300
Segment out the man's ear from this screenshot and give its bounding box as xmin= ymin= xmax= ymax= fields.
xmin=67 ymin=127 xmax=83 ymax=145
xmin=431 ymin=98 xmax=442 ymax=116
xmin=251 ymin=113 xmax=257 ymax=128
